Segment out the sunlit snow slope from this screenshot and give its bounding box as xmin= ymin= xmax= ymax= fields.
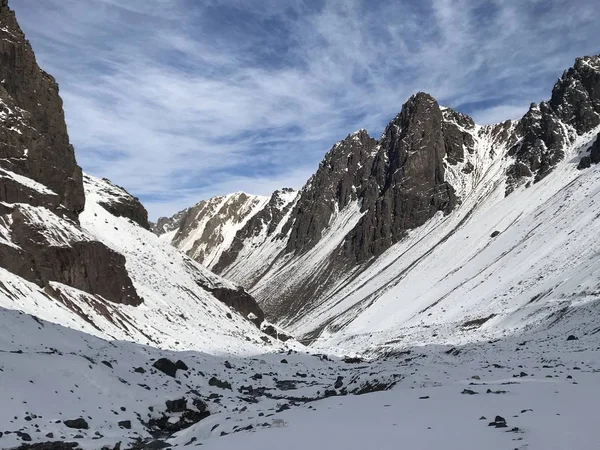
xmin=307 ymin=127 xmax=600 ymax=354
xmin=0 ymin=175 xmax=289 ymax=356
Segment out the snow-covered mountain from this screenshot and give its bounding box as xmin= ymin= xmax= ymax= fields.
xmin=161 ymin=55 xmax=600 ymax=354
xmin=0 ymin=168 xmax=289 ymax=355
xmin=154 ymin=189 xmax=298 ymax=274
xmin=2 ymin=0 xmax=600 ymax=448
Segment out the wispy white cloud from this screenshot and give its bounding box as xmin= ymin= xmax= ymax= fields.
xmin=10 ymin=0 xmax=600 ymax=219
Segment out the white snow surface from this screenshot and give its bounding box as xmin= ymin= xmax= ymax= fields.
xmin=0 ymin=288 xmax=598 ymax=449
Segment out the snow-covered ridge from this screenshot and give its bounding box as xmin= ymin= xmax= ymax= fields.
xmin=159 ymin=188 xmax=299 ymax=279
xmin=76 ymin=175 xmax=292 ymax=353
xmin=175 ymin=192 xmax=270 ymax=267
xmin=305 ymin=126 xmax=600 ymax=354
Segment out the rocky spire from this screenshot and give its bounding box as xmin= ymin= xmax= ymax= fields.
xmin=507 ymin=54 xmax=600 ymax=192
xmin=285 ymin=128 xmax=378 ymax=256
xmin=285 ymin=92 xmax=457 ymax=262
xmin=345 ymin=92 xmax=457 ymax=261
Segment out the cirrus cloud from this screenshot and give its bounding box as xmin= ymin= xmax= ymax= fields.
xmin=11 ymin=0 xmax=600 ymax=219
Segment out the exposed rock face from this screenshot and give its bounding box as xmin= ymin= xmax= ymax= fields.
xmin=577 ymin=133 xmax=600 ymax=169
xmin=0 ymin=1 xmax=142 ymax=307
xmin=550 ymin=56 xmax=600 ymax=133
xmin=506 ymin=102 xmax=568 ymax=192
xmin=284 ymin=94 xmax=457 ymax=263
xmin=5 ymin=204 xmax=141 ymax=305
xmin=346 ymin=93 xmax=457 ymax=261
xmin=86 ymin=176 xmax=150 ymax=229
xmin=0 ymin=1 xmax=84 ymax=217
xmin=286 ymin=129 xmax=377 ymax=256
xmin=442 ymin=108 xmax=476 ymax=165
xmin=507 ymin=55 xmax=600 ymax=192
xmin=207 ymin=286 xmax=264 ymax=326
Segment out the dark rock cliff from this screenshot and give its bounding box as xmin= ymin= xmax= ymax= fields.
xmin=507 ymin=55 xmax=600 ymax=192
xmin=0 ymin=1 xmax=142 ymax=306
xmin=285 ymin=129 xmax=378 ymax=256
xmin=0 ymin=1 xmax=84 ymax=217
xmin=286 ymin=93 xmax=457 ymax=263
xmin=346 ymin=93 xmax=457 ymax=261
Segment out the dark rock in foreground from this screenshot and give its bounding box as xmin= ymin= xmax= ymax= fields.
xmin=63 ymin=418 xmax=88 ymax=430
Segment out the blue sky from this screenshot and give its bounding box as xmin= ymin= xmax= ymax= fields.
xmin=11 ymin=0 xmax=600 ymax=219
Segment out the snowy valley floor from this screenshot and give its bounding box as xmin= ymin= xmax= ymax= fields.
xmin=1 ymin=303 xmax=599 ymax=450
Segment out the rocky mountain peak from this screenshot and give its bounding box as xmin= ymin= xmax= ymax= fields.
xmin=550 ymin=54 xmax=600 ymax=133
xmin=506 ymin=55 xmax=600 ymax=193
xmin=285 ymin=128 xmax=378 ymax=255
xmin=344 ymin=92 xmax=457 ymax=261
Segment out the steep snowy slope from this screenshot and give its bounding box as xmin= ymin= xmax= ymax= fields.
xmin=0 ymin=174 xmax=287 ymax=355
xmin=155 ymin=189 xmax=299 ymax=279
xmin=306 ymin=127 xmax=600 ymax=353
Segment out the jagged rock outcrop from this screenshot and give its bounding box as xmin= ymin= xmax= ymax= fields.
xmin=285 ymin=129 xmax=378 ymax=256
xmin=86 ymin=176 xmax=149 ymax=229
xmin=550 ymin=56 xmax=600 ymax=133
xmin=285 ymin=93 xmax=456 ymax=263
xmin=507 ymin=55 xmax=600 ymax=192
xmin=206 ymin=286 xmax=265 ymax=326
xmin=506 ymin=102 xmax=568 ymax=192
xmin=577 ymin=133 xmax=600 ymax=169
xmin=346 ymin=93 xmax=457 ymax=261
xmin=442 ymin=108 xmax=476 ymax=165
xmin=2 ymin=203 xmax=141 ymax=305
xmin=0 ymin=1 xmax=142 ymax=307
